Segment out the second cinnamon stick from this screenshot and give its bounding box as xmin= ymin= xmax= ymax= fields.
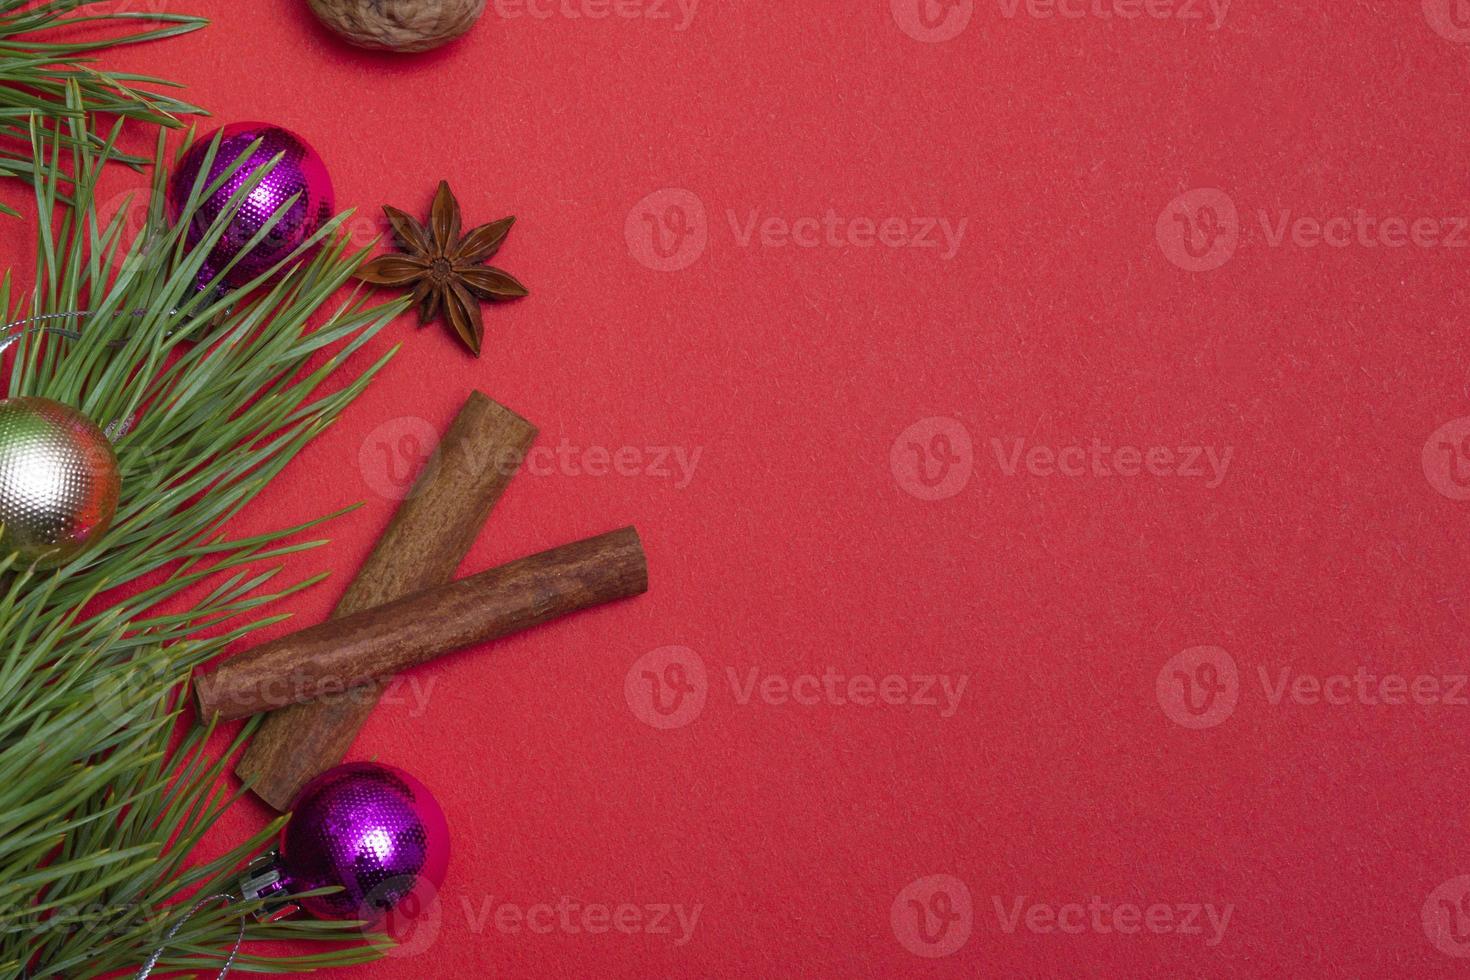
xmin=237 ymin=391 xmax=535 ymax=810
xmin=197 ymin=527 xmax=647 ymax=721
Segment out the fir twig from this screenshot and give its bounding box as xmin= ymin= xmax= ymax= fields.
xmin=0 ymin=0 xmax=206 ymax=212
xmin=1 ymin=92 xmax=410 ymax=978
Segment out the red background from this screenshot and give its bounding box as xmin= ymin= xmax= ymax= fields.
xmin=9 ymin=0 xmax=1470 ymax=976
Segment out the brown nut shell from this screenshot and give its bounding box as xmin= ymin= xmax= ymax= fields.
xmin=307 ymin=0 xmax=486 ymax=53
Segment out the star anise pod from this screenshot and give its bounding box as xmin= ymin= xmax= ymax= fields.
xmin=356 ymin=180 xmax=527 ymax=356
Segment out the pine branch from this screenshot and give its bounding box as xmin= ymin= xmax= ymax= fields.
xmin=0 ymin=0 xmax=206 ymax=211
xmin=1 ymin=95 xmax=412 ymax=977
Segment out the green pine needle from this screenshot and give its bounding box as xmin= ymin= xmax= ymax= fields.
xmin=0 ymin=0 xmax=207 ymax=192
xmin=1 ymin=91 xmax=412 ymax=978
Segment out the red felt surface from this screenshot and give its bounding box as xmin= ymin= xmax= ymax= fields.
xmin=8 ymin=0 xmax=1470 ymax=976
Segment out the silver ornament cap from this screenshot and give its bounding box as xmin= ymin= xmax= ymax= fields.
xmin=0 ymin=396 xmax=121 ymax=569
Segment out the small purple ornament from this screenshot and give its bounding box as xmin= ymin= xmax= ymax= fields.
xmin=167 ymin=122 xmax=334 ymax=291
xmin=279 ymin=762 xmax=449 ymax=922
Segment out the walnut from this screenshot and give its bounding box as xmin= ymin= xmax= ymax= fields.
xmin=307 ymin=0 xmax=487 ymax=53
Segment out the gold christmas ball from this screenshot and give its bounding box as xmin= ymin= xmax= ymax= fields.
xmin=0 ymin=397 xmax=121 ymax=569
xmin=307 ymin=0 xmax=486 ymax=53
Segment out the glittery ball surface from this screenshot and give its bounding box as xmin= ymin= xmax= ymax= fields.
xmin=281 ymin=762 xmax=449 ymax=922
xmin=167 ymin=122 xmax=334 ymax=290
xmin=0 ymin=397 xmax=120 ymax=569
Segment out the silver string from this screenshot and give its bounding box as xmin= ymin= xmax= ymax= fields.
xmin=0 ymin=311 xmax=90 ymax=353
xmin=132 ymin=893 xmax=245 ymax=980
xmin=0 ymin=309 xmax=157 ymax=355
xmin=0 ymin=310 xmax=164 ymax=440
xmin=0 ymin=299 xmax=235 ymax=356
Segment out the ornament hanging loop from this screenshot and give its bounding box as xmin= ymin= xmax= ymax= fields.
xmin=132 ymin=893 xmax=244 ymax=980
xmin=0 ymin=311 xmax=91 ymax=355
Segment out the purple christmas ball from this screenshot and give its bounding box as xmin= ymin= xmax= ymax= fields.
xmin=167 ymin=122 xmax=334 ymax=291
xmin=280 ymin=762 xmax=449 ymax=922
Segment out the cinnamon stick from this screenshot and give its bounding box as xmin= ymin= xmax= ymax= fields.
xmin=236 ymin=391 xmax=536 ymax=810
xmin=198 ymin=527 xmax=647 ymax=722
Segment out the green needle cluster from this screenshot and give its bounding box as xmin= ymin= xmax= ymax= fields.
xmin=0 ymin=90 xmax=411 ymax=977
